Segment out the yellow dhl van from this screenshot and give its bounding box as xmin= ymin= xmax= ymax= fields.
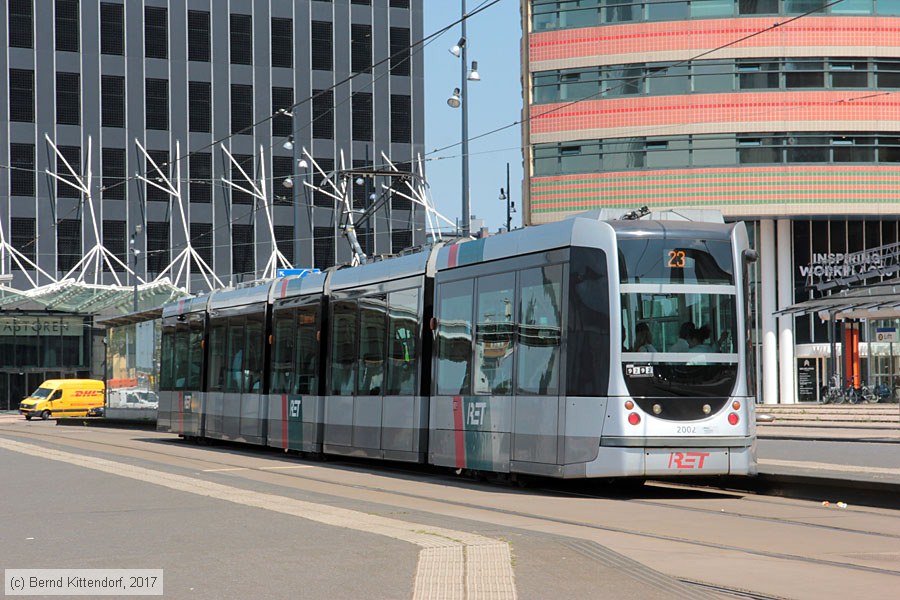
xmin=19 ymin=379 xmax=105 ymax=420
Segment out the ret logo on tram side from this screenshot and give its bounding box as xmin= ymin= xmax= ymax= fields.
xmin=466 ymin=402 xmax=487 ymax=426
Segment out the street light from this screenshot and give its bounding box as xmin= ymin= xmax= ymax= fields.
xmin=498 ymin=162 xmax=514 ymax=231
xmin=131 ymin=224 xmax=142 ymax=312
xmin=447 ymin=0 xmax=480 ymax=237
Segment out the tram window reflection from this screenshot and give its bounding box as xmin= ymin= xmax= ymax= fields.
xmin=475 ymin=272 xmax=516 ymax=395
xmin=517 ymin=265 xmax=562 ymax=395
xmin=386 ymin=289 xmax=419 ymax=396
xmin=436 ymin=279 xmax=474 ymax=396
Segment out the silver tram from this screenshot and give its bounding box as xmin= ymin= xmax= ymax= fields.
xmin=159 ymin=212 xmax=758 ymax=479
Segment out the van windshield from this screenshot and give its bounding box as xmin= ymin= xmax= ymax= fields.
xmin=30 ymin=387 xmax=53 ymax=399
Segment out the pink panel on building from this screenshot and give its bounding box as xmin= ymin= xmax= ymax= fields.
xmin=530 ymin=17 xmax=900 ymax=64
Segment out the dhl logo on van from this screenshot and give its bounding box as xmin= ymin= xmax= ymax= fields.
xmin=72 ymin=390 xmax=102 ymax=397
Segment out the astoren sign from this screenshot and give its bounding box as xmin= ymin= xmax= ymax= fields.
xmin=0 ymin=316 xmax=84 ymax=337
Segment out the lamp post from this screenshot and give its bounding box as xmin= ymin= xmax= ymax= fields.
xmin=447 ymin=0 xmax=480 ymax=238
xmin=130 ymin=224 xmax=142 ymax=312
xmin=498 ymin=162 xmax=514 ymax=232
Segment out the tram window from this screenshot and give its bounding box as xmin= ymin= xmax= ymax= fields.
xmin=225 ymin=318 xmax=245 ymax=393
xmin=358 ymin=295 xmax=387 ymax=395
xmin=330 ymin=300 xmax=358 ymax=395
xmin=271 ymin=310 xmax=295 ymax=394
xmin=567 ymin=247 xmax=610 ymax=397
xmin=187 ymin=322 xmax=203 ymax=390
xmin=160 ymin=329 xmax=175 ymax=391
xmin=244 ymin=313 xmax=264 ymax=393
xmin=436 ymin=279 xmax=474 ymax=396
xmin=475 ymin=272 xmax=516 ymax=395
xmin=517 ymin=265 xmax=562 ymax=396
xmin=173 ymin=328 xmax=188 ymax=390
xmin=618 ymin=238 xmax=733 ymax=284
xmin=294 ymin=306 xmax=319 ymax=395
xmin=386 ymin=288 xmax=419 ymax=396
xmin=207 ymin=323 xmax=226 ymax=392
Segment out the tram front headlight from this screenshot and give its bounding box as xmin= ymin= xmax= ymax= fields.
xmin=652 ymin=404 xmax=662 ymax=415
xmin=702 ymin=404 xmax=712 ymax=415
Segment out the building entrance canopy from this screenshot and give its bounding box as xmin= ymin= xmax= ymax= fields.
xmin=777 ymin=279 xmax=900 ymax=320
xmin=0 ymin=278 xmax=187 ymax=317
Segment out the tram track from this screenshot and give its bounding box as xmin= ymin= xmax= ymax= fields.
xmin=4 ymin=422 xmax=900 ymax=597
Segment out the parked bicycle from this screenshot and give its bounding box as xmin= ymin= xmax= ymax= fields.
xmin=820 ymin=374 xmax=843 ymax=404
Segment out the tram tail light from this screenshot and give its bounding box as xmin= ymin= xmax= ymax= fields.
xmin=628 ymin=412 xmax=641 ymax=426
xmin=728 ymin=413 xmax=739 ymax=425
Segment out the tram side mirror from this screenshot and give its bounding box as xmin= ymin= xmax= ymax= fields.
xmin=429 ymin=317 xmax=438 ymax=331
xmin=742 ymin=249 xmax=759 ymax=264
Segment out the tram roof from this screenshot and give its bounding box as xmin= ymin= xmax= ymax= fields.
xmin=329 ymin=249 xmax=434 ymax=292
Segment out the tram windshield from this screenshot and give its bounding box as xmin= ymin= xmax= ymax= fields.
xmin=619 ymin=238 xmax=738 ymax=397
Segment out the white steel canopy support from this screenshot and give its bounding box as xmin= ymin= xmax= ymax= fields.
xmin=136 ymin=139 xmax=223 ymax=293
xmin=0 ymin=214 xmax=56 ymax=288
xmin=45 ymin=135 xmax=138 ymax=285
xmin=220 ymin=144 xmax=293 ymax=280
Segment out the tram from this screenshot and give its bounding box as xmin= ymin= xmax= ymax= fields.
xmin=158 ymin=211 xmax=758 ymax=479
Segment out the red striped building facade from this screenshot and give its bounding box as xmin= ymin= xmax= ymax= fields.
xmin=522 ymin=1 xmax=900 ymax=403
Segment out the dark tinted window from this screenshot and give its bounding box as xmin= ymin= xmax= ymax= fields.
xmin=311 ymin=21 xmax=333 ymax=71
xmin=56 ymin=72 xmax=80 ymax=125
xmin=272 ymin=18 xmax=293 ymax=68
xmin=146 ymin=150 xmax=169 ymax=203
xmin=618 ymin=238 xmax=734 ymax=284
xmin=9 ymin=69 xmax=34 ymax=122
xmin=232 ymin=223 xmax=254 ymax=276
xmin=312 ymin=90 xmax=334 ymax=139
xmin=102 ymin=220 xmax=126 ymax=270
xmin=56 ymin=146 xmax=81 ymax=198
xmin=231 ymin=84 xmax=253 ymax=134
xmin=390 ymin=94 xmax=411 ymax=144
xmin=230 ymin=154 xmax=253 ymax=205
xmin=10 ymin=143 xmax=35 ymax=196
xmin=230 ymin=14 xmax=252 ymax=65
xmin=190 ymin=222 xmax=213 ymax=270
xmin=102 ymin=147 xmax=126 ymax=200
xmin=390 ymin=27 xmax=410 ymax=76
xmin=566 ymin=247 xmax=610 ymax=396
xmin=100 ymin=3 xmax=123 ymax=55
xmin=146 ymin=222 xmax=169 ymax=274
xmin=272 ymin=87 xmax=294 ymax=137
xmin=146 ymin=78 xmax=168 ymax=130
xmin=57 ymin=219 xmax=81 ymax=272
xmin=101 ymin=75 xmax=125 ymax=127
xmin=145 ymin=6 xmax=167 ymax=59
xmin=189 ymin=81 xmax=211 ymax=133
xmin=190 ymin=153 xmax=212 ymax=203
xmin=188 ymin=11 xmax=210 ymax=62
xmin=352 ymin=92 xmax=373 ymax=141
xmin=55 ymin=0 xmax=79 ymax=52
xmin=9 ymin=0 xmax=33 ymax=48
xmin=10 ymin=217 xmax=35 ymax=262
xmin=351 ymin=24 xmax=372 ymax=73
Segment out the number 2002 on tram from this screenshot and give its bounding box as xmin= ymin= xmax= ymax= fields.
xmin=158 ymin=211 xmax=758 ymax=479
